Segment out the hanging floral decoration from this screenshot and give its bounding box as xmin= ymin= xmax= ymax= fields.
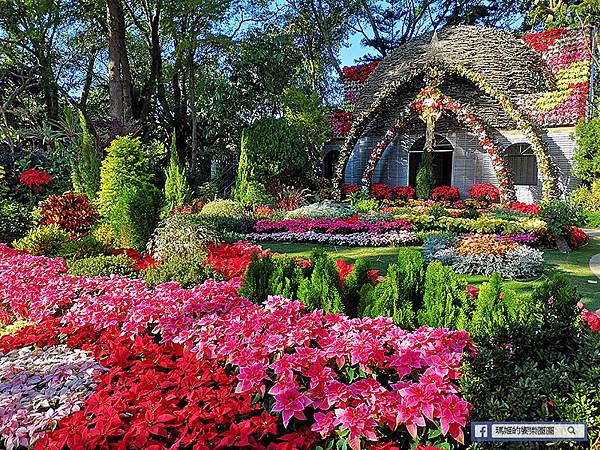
xmin=360 ymin=87 xmax=517 ymax=202
xmin=334 ymin=60 xmax=560 ymax=202
xmin=360 ymin=107 xmax=413 ymax=187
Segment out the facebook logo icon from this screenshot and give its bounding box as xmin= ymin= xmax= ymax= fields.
xmin=472 ymin=423 xmax=491 ymax=441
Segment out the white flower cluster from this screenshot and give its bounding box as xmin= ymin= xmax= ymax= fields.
xmin=248 ymin=230 xmax=418 ymax=247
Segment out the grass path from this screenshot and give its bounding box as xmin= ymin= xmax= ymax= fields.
xmin=262 ymin=230 xmax=600 ymax=310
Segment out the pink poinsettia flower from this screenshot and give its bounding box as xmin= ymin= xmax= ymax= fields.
xmin=438 ymin=394 xmax=471 ymax=443
xmin=334 ymin=404 xmax=378 ymax=450
xmin=234 ymin=363 xmax=267 ymax=395
xmin=271 ymin=388 xmax=312 ymax=427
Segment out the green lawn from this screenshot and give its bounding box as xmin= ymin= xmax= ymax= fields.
xmin=262 ymin=232 xmax=600 ymax=310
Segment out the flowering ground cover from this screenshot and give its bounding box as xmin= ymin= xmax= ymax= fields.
xmin=0 ymin=244 xmax=474 ymax=449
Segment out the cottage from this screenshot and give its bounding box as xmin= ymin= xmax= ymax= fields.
xmin=325 ymin=25 xmax=597 ymax=203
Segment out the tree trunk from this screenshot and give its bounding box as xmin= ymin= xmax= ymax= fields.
xmin=188 ymin=47 xmax=198 ymax=172
xmin=106 ymin=0 xmax=133 ymax=126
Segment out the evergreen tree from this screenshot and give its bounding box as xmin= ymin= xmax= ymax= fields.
xmin=268 ymin=255 xmax=306 ymax=300
xmin=72 ymin=112 xmax=100 ymax=199
xmin=239 ymin=253 xmax=275 ymax=304
xmin=470 ymin=273 xmax=521 ymax=336
xmin=417 ymin=262 xmax=471 ymax=329
xmin=416 ymin=151 xmax=434 ymax=199
xmin=163 ymin=132 xmax=192 ymax=217
xmin=297 ymin=249 xmax=344 ymax=314
xmin=342 ymin=258 xmax=372 ymax=318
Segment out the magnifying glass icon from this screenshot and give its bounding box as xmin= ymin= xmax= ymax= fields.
xmin=567 ymin=426 xmax=576 ymax=435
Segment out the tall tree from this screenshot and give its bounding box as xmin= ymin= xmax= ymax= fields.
xmin=106 ymin=0 xmax=134 ymax=125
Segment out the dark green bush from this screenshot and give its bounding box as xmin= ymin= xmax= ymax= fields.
xmin=268 ymin=255 xmax=307 ymax=300
xmin=364 ymin=264 xmax=416 ymax=329
xmin=573 ymin=117 xmax=600 ymax=183
xmin=297 ymin=249 xmax=344 ymax=314
xmin=68 ymin=254 xmax=135 ymax=277
xmin=142 ymin=253 xmax=211 ymax=289
xmin=0 ymin=199 xmax=31 ymax=242
xmin=417 ymin=261 xmax=471 ymax=329
xmin=341 ymin=258 xmax=373 ymax=317
xmin=416 ymin=151 xmax=434 ymax=199
xmin=462 ymin=275 xmax=600 ymax=447
xmin=71 ymin=112 xmax=100 ymax=199
xmin=239 ymin=253 xmax=275 ymax=304
xmin=59 ymin=233 xmax=110 ymax=260
xmin=539 ymin=200 xmax=584 ymax=238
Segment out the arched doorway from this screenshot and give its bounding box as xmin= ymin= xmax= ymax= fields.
xmin=408 ymin=135 xmax=453 ymax=187
xmin=323 ymin=150 xmax=340 ymax=179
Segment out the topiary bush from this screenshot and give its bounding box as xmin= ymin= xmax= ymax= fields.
xmin=146 ymin=214 xmax=220 ymax=261
xmin=141 ymin=253 xmax=211 ymax=289
xmin=13 ymin=224 xmax=71 ymax=257
xmin=199 ymin=199 xmax=248 ymax=221
xmin=0 ymin=199 xmax=31 ymax=243
xmin=68 ymin=254 xmax=135 ymax=277
xmin=97 ymin=136 xmax=163 ymax=250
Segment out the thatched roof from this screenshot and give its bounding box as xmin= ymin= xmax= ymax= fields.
xmin=353 ymin=25 xmax=552 ymax=119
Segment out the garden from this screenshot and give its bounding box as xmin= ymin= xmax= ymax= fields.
xmin=1 ymin=0 xmax=600 ymax=449
xmin=1 ymin=128 xmax=599 ymax=449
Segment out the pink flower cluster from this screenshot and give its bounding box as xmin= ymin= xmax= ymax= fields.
xmin=254 ymin=217 xmax=412 ymax=235
xmin=159 ymin=296 xmax=474 ymax=448
xmin=0 ymin=244 xmax=475 ymax=449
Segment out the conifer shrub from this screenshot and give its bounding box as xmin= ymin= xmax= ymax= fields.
xmin=417 ymin=261 xmax=471 ymax=329
xmin=98 ymin=136 xmax=162 ymax=250
xmin=239 ymin=253 xmax=275 ymax=304
xmin=267 ymin=255 xmax=307 ymax=300
xmin=342 ymin=258 xmax=373 ymax=318
xmin=468 ymin=273 xmax=526 ymax=337
xmin=416 ymin=151 xmax=434 ymax=199
xmin=71 ymin=112 xmax=100 ymax=199
xmin=162 ymin=132 xmax=192 ymax=218
xmin=13 ymin=224 xmax=71 ymax=257
xmin=364 ymin=264 xmax=416 ymax=329
xmin=297 ymin=249 xmax=344 ymax=314
xmin=396 ymin=247 xmax=426 ymax=309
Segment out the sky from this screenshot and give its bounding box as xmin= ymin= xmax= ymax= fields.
xmin=339 ymin=33 xmax=370 ymax=67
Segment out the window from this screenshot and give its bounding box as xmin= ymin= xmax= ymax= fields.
xmin=505 ymin=143 xmax=538 ymax=186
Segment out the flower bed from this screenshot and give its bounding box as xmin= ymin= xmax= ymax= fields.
xmin=424 ymin=234 xmax=544 ymax=279
xmin=0 ymin=244 xmax=474 ymax=449
xmin=254 ymin=217 xmax=411 ymax=234
xmin=248 ymin=230 xmax=419 ymax=247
